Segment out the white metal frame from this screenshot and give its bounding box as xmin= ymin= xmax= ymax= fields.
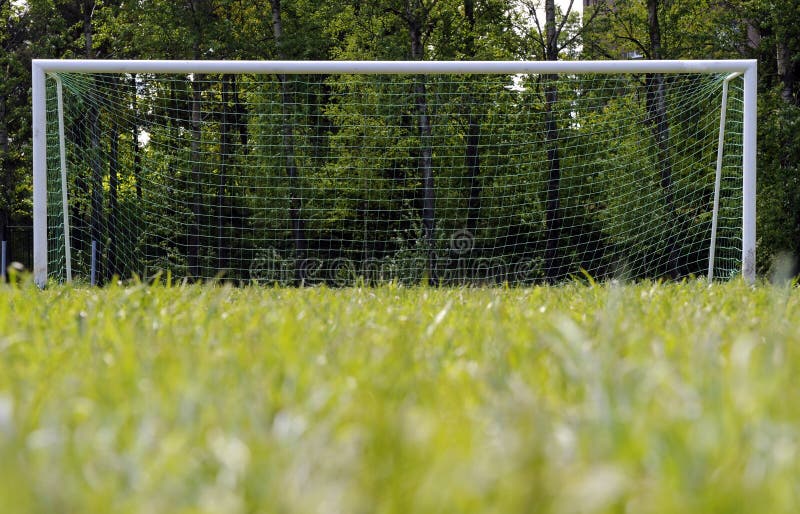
xmin=31 ymin=59 xmax=757 ymax=286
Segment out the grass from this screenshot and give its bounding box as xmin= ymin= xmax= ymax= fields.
xmin=1 ymin=279 xmax=799 ymax=513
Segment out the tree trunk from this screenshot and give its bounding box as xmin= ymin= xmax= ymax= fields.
xmin=189 ymin=71 xmax=203 ymax=280
xmin=777 ymin=40 xmax=797 ymax=105
xmin=89 ymin=96 xmax=103 ymax=283
xmin=85 ymin=7 xmax=104 ymax=283
xmin=83 ymin=5 xmax=93 ymax=57
xmin=0 ymin=75 xmax=7 ymax=156
xmin=465 ymin=111 xmax=481 ymax=238
xmin=271 ymin=0 xmax=307 ymax=284
xmin=408 ymin=4 xmax=437 ymax=284
xmin=230 ymin=75 xmax=247 ymax=274
xmin=1 ymin=81 xmax=9 ymax=247
xmin=233 ymin=75 xmax=248 ymax=150
xmin=217 ymin=74 xmax=231 ymax=275
xmin=464 ymin=0 xmax=482 ymax=242
xmin=543 ymin=0 xmax=563 ymax=283
xmin=0 ymin=88 xmax=7 ymax=160
xmin=646 ymin=0 xmax=678 ymax=277
xmin=132 ymin=74 xmax=142 ymax=200
xmin=108 ymin=110 xmax=119 ymax=279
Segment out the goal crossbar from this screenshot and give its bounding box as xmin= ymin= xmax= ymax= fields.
xmin=32 ymin=59 xmax=756 ymax=75
xmin=31 ymin=59 xmax=757 ymax=286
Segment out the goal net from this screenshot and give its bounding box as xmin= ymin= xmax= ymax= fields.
xmin=32 ymin=60 xmax=756 ymax=286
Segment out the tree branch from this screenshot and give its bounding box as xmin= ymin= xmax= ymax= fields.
xmin=522 ymin=0 xmax=546 ymax=57
xmin=559 ymin=0 xmax=608 ymax=52
xmin=555 ymin=0 xmax=575 ymax=42
xmin=609 ymin=7 xmax=650 ymax=58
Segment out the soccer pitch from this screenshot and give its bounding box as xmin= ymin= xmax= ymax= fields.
xmin=1 ymin=280 xmax=799 ymax=513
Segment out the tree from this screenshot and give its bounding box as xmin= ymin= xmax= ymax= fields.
xmin=582 ymin=0 xmax=704 ymax=277
xmin=743 ymin=0 xmax=800 ymax=273
xmin=270 ymin=0 xmax=308 ymax=283
xmin=463 ymin=0 xmax=483 ymax=244
xmin=0 ymin=0 xmax=32 ymax=253
xmin=644 ymin=0 xmax=679 ymax=277
xmin=455 ymin=0 xmax=515 ymax=246
xmin=6 ymin=0 xmax=797 ymax=281
xmin=518 ymin=0 xmax=588 ymax=280
xmin=388 ymin=0 xmax=440 ymax=282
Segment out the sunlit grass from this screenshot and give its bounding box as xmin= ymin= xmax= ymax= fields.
xmin=1 ymin=279 xmax=799 ymax=513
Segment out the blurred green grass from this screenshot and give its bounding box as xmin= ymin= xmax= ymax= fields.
xmin=1 ymin=280 xmax=799 ymax=513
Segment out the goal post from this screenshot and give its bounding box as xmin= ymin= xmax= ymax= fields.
xmin=32 ymin=59 xmax=756 ymax=286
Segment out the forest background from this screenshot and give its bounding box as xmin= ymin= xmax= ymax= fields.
xmin=1 ymin=0 xmax=798 ymax=278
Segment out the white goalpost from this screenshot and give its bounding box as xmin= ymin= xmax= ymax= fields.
xmin=32 ymin=59 xmax=756 ymax=286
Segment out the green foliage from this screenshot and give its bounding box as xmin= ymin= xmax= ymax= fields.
xmin=582 ymin=0 xmax=752 ymax=59
xmin=756 ymin=89 xmax=800 ymax=273
xmin=1 ymin=282 xmax=800 ymax=513
xmin=1 ymin=0 xmax=34 ymax=227
xmin=5 ymin=0 xmax=800 ymax=279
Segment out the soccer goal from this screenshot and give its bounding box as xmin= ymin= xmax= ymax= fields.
xmin=32 ymin=59 xmax=756 ymax=286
